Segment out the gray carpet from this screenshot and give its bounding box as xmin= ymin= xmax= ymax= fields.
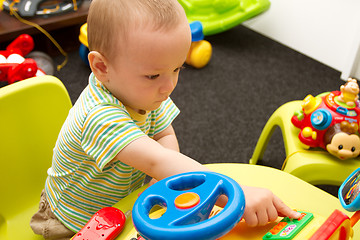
xmin=53 ymin=24 xmax=342 ymax=195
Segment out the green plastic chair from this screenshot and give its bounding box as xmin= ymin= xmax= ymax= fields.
xmin=249 ymin=100 xmax=360 ymax=186
xmin=0 ymin=76 xmax=72 ymax=240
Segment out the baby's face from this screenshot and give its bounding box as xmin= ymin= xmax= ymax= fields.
xmin=105 ymin=19 xmax=191 ymax=112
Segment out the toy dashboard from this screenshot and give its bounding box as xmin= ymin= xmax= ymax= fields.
xmin=72 ymin=164 xmax=360 ymax=240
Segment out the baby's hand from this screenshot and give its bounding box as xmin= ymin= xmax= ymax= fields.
xmin=241 ymin=185 xmax=301 ymax=227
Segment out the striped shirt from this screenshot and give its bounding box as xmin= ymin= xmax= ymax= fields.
xmin=45 ymin=73 xmax=180 ymax=232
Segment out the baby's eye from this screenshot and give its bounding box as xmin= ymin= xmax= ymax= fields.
xmin=174 ymin=66 xmax=185 ymax=73
xmin=146 ymin=74 xmax=160 ymax=80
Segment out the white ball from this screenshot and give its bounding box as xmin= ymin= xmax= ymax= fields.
xmin=7 ymin=54 xmax=25 ymax=63
xmin=0 ymin=54 xmax=6 ymax=64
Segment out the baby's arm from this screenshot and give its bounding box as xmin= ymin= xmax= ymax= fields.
xmin=115 ymin=136 xmax=300 ymax=225
xmin=153 ymin=125 xmax=179 ymax=152
xmin=149 ymin=124 xmax=179 ymax=186
xmin=115 ymin=135 xmax=204 ymax=180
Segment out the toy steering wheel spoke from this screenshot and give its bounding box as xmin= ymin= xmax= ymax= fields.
xmin=139 ymin=173 xmax=220 ymax=216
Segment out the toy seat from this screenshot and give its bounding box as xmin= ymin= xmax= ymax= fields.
xmin=249 ymin=100 xmax=360 ymax=186
xmin=0 ymin=76 xmax=72 ymax=240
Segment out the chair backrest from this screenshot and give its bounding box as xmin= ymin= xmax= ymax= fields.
xmin=0 ymin=76 xmax=72 ymax=219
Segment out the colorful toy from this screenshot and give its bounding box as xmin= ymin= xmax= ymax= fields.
xmin=2 ymin=0 xmax=82 ymax=17
xmin=308 ymin=167 xmax=360 ymax=239
xmin=78 ymin=23 xmax=89 ymax=65
xmin=0 ymin=34 xmax=45 ymax=84
xmin=264 ymin=206 xmax=356 ymax=240
xmin=338 ymin=78 xmax=360 ymax=107
xmin=340 ymin=168 xmax=360 ymax=213
xmin=76 ymin=166 xmax=360 ymax=240
xmin=308 ymin=209 xmax=353 ymax=240
xmin=263 ymin=211 xmax=314 ymax=239
xmin=178 ymin=0 xmax=271 ymax=36
xmin=72 ymin=207 xmax=126 ymax=240
xmin=130 ymin=170 xmax=360 ymax=240
xmin=186 ymin=21 xmax=212 ymax=68
xmin=127 ymin=170 xmax=360 ymax=240
xmin=291 ymin=78 xmax=360 ymax=160
xmin=132 ymin=171 xmax=245 ymax=240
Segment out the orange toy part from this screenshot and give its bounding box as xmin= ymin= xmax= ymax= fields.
xmin=174 ymin=192 xmax=200 ymax=209
xmin=350 ymin=210 xmax=360 ymax=227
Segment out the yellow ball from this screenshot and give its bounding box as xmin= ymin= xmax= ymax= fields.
xmin=186 ymin=40 xmax=212 ymax=69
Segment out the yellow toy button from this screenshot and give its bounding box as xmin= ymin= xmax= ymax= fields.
xmin=302 ymin=127 xmax=313 ymax=138
xmin=302 ymin=95 xmax=322 ymax=114
xmin=174 ymin=192 xmax=200 ymax=209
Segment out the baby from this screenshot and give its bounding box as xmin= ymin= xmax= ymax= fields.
xmin=30 ymin=0 xmax=300 ymax=239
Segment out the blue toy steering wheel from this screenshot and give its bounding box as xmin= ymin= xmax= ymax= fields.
xmin=132 ymin=171 xmax=245 ymax=240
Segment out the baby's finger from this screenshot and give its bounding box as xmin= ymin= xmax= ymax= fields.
xmin=273 ymin=196 xmax=301 ymax=219
xmin=243 ymin=211 xmax=259 ymax=227
xmin=267 ymin=205 xmax=278 ymax=222
xmin=256 ymin=209 xmax=269 ymax=226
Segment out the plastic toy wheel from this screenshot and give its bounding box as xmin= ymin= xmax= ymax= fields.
xmin=132 ymin=171 xmax=245 ymax=240
xmin=186 ymin=40 xmax=212 ymax=69
xmin=79 ymin=43 xmax=90 ymax=66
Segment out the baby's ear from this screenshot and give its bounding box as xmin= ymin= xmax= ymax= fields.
xmin=88 ymin=51 xmax=108 ymax=82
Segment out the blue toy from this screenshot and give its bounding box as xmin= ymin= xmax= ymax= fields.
xmin=340 ymin=168 xmax=360 ymax=213
xmin=132 ymin=171 xmax=245 ymax=240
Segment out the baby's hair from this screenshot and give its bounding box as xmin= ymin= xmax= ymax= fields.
xmin=87 ymin=0 xmax=184 ymax=60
